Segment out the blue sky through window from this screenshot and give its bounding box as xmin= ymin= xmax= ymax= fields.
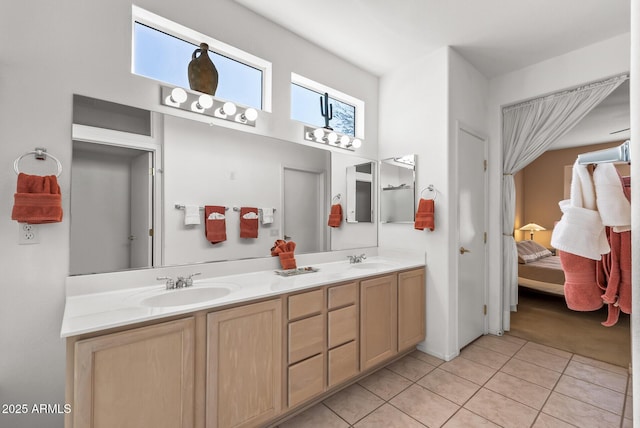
xmin=291 ymin=84 xmax=356 ymax=136
xmin=133 ymin=22 xmax=263 ymax=109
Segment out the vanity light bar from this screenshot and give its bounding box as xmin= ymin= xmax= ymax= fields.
xmin=160 ymin=86 xmax=258 ymax=127
xmin=303 ymin=125 xmax=362 ymax=151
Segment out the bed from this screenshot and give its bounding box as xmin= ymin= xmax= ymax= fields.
xmin=516 ymin=240 xmax=565 ymax=296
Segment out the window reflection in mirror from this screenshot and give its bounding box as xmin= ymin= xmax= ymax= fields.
xmin=346 ymin=162 xmax=375 ymax=223
xmin=380 ymin=155 xmax=416 ymax=223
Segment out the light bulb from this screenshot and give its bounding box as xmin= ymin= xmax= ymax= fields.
xmin=220 ymin=102 xmax=237 ymax=116
xmin=313 ymin=128 xmax=325 ymax=140
xmin=340 ymin=135 xmax=350 ymax=146
xmin=167 ymin=87 xmax=187 ymax=105
xmin=242 ymin=108 xmax=258 ymax=121
xmin=351 ymin=138 xmax=362 ymax=149
xmin=198 ymin=94 xmax=213 ymax=109
xmin=327 ymin=132 xmax=338 ymax=145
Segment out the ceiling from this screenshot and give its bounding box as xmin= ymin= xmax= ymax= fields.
xmin=234 ymin=0 xmax=630 ymax=78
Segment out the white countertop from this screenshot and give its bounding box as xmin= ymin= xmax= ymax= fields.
xmin=61 ymin=255 xmax=425 ymax=338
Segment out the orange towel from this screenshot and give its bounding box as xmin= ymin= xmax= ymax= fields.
xmin=11 ymin=173 xmax=63 ymax=224
xmin=559 ymin=249 xmax=604 ymax=312
xmin=414 ymin=198 xmax=434 ymax=231
xmin=239 ymin=207 xmax=259 ymax=238
xmin=204 ymin=206 xmax=226 ymax=244
xmin=328 ymin=204 xmax=342 ymax=228
xmin=279 ymin=252 xmax=297 ymax=270
xmin=271 ymin=239 xmax=297 ymax=269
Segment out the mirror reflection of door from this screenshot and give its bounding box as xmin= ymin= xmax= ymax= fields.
xmin=346 ymin=162 xmax=374 ymax=223
xmin=70 ymin=142 xmax=153 ymax=275
xmin=282 ymin=167 xmax=326 ymax=254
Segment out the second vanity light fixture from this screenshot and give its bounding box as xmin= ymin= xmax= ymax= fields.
xmin=303 ymin=126 xmax=363 ymax=152
xmin=161 ymin=86 xmax=258 ymax=127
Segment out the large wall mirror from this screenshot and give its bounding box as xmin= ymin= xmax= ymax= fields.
xmin=380 ymin=155 xmax=416 ymax=223
xmin=69 ymin=96 xmax=377 ymax=275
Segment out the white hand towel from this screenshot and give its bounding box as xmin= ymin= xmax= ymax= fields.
xmin=261 ymin=208 xmax=274 ymax=224
xmin=207 ymin=212 xmax=226 ymax=220
xmin=242 ymin=211 xmax=259 ymax=220
xmin=593 ymin=163 xmax=631 ymax=232
xmin=184 ymin=205 xmax=201 ymax=225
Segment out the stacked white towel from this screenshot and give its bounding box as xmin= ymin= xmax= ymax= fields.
xmin=551 ymin=159 xmax=610 ymax=260
xmin=261 ymin=208 xmax=274 ymax=224
xmin=184 ymin=205 xmax=201 ymax=225
xmin=593 ymin=163 xmax=631 ymax=232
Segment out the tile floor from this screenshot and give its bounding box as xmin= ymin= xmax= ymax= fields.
xmin=277 ymin=334 xmax=633 ymax=428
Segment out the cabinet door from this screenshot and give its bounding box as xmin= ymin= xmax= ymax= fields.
xmin=398 ymin=269 xmax=426 ymax=351
xmin=288 ymin=353 xmax=325 ymax=407
xmin=73 ymin=318 xmax=195 ymax=428
xmin=328 ymin=341 xmax=358 ymax=387
xmin=360 ymin=275 xmax=398 ymax=370
xmin=207 ymin=299 xmax=282 ymax=428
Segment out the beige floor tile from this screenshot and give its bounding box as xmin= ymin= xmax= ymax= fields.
xmin=353 ymin=404 xmax=426 ymax=428
xmin=417 ymin=368 xmax=480 ymax=405
xmin=500 ymin=357 xmax=562 ymax=389
xmin=464 ymin=388 xmax=538 ymax=428
xmin=532 ymin=413 xmax=575 ymax=427
xmin=473 ymin=335 xmax=524 ymax=356
xmin=460 ymin=344 xmax=511 ymax=369
xmin=484 ymin=372 xmax=551 ymax=410
xmin=439 ymin=356 xmax=497 ymax=385
xmin=442 ymin=408 xmax=499 ymax=427
xmin=555 ymin=375 xmax=624 ymax=415
xmin=571 ymin=354 xmax=629 ymax=376
xmin=624 ymin=394 xmax=633 ymax=419
xmin=390 ymin=384 xmax=459 ymax=428
xmin=501 ymin=334 xmax=528 ymax=346
xmin=410 ymin=349 xmax=445 ymax=367
xmin=358 ymin=368 xmax=412 ymax=400
xmin=323 ymin=383 xmax=383 ymax=425
xmin=521 ymin=341 xmax=573 ymax=359
xmin=542 ymin=392 xmax=621 ymax=428
xmin=514 ymin=347 xmax=570 ymax=372
xmin=564 ymin=360 xmax=628 ymax=393
xmin=278 ymin=404 xmax=349 ymax=428
xmin=386 ymin=355 xmax=436 ymax=381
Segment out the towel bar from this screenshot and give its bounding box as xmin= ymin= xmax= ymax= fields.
xmin=175 ymin=204 xmax=228 ymax=211
xmin=14 ymin=148 xmax=63 ymax=177
xmin=419 ymin=185 xmax=437 ymax=201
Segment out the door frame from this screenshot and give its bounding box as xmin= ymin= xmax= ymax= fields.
xmin=454 ymin=121 xmax=489 ymax=350
xmin=280 ymin=165 xmax=329 ymax=253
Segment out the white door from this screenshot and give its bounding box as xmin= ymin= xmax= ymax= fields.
xmin=283 ymin=168 xmax=325 ymax=254
xmin=129 ymin=152 xmax=153 ymax=268
xmin=457 ymin=126 xmax=488 ymax=349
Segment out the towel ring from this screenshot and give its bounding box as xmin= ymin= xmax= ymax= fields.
xmin=14 ymin=149 xmax=63 ymax=178
xmin=420 ymin=185 xmax=437 ymax=201
xmin=332 ymin=194 xmax=342 ymax=204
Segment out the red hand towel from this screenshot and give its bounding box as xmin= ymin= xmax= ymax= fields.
xmin=239 ymin=207 xmax=259 ymax=238
xmin=204 ymin=206 xmax=226 ymax=244
xmin=414 ymin=198 xmax=434 ymax=231
xmin=328 ymin=204 xmax=342 ymax=228
xmin=559 ymin=250 xmax=604 ymax=312
xmin=279 ymin=252 xmax=297 ymax=270
xmin=11 ymin=173 xmax=63 ymax=224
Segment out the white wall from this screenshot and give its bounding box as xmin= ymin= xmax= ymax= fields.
xmin=486 ymin=33 xmax=630 ymax=333
xmin=163 ymin=114 xmax=330 ymax=265
xmin=0 ymin=1 xmax=378 ymax=427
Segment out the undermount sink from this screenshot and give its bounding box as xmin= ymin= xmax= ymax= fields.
xmin=349 ymin=262 xmax=396 ymax=270
xmin=138 ymin=284 xmax=235 ymax=308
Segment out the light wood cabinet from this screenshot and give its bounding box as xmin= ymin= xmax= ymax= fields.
xmin=398 ymin=268 xmax=426 ymax=351
xmin=288 ymin=314 xmax=324 ymax=363
xmin=288 ymin=354 xmax=325 ymax=407
xmin=207 ymin=299 xmax=282 ymax=428
xmin=360 ymin=274 xmax=398 ymax=370
xmin=72 ymin=318 xmax=195 ymax=428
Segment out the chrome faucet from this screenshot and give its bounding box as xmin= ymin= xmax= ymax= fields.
xmin=157 ymin=272 xmax=201 ymax=289
xmin=347 ymin=254 xmax=367 ymax=264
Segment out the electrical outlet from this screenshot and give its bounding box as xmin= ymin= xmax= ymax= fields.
xmin=19 ymin=223 xmax=39 ymax=245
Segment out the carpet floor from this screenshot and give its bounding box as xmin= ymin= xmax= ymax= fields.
xmin=508 ymin=287 xmax=631 ymax=368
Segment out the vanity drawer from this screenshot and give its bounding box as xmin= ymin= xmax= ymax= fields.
xmin=288 ymin=314 xmax=324 ymax=364
xmin=328 ymin=305 xmax=357 ymax=349
xmin=328 ymin=282 xmax=357 ymax=309
xmin=288 ymin=289 xmax=323 ymax=320
xmin=328 ymin=341 xmax=358 ymax=387
xmin=288 ymin=354 xmax=324 ymax=407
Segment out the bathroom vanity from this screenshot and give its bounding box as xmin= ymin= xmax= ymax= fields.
xmin=62 ymin=257 xmax=425 ymax=428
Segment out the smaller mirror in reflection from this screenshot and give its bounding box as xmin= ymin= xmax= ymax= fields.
xmin=380 ymin=155 xmax=416 ymax=223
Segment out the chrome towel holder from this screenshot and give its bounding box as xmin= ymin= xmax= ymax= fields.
xmin=419 ymin=185 xmax=437 ymax=201
xmin=14 ymin=147 xmax=63 ymax=178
